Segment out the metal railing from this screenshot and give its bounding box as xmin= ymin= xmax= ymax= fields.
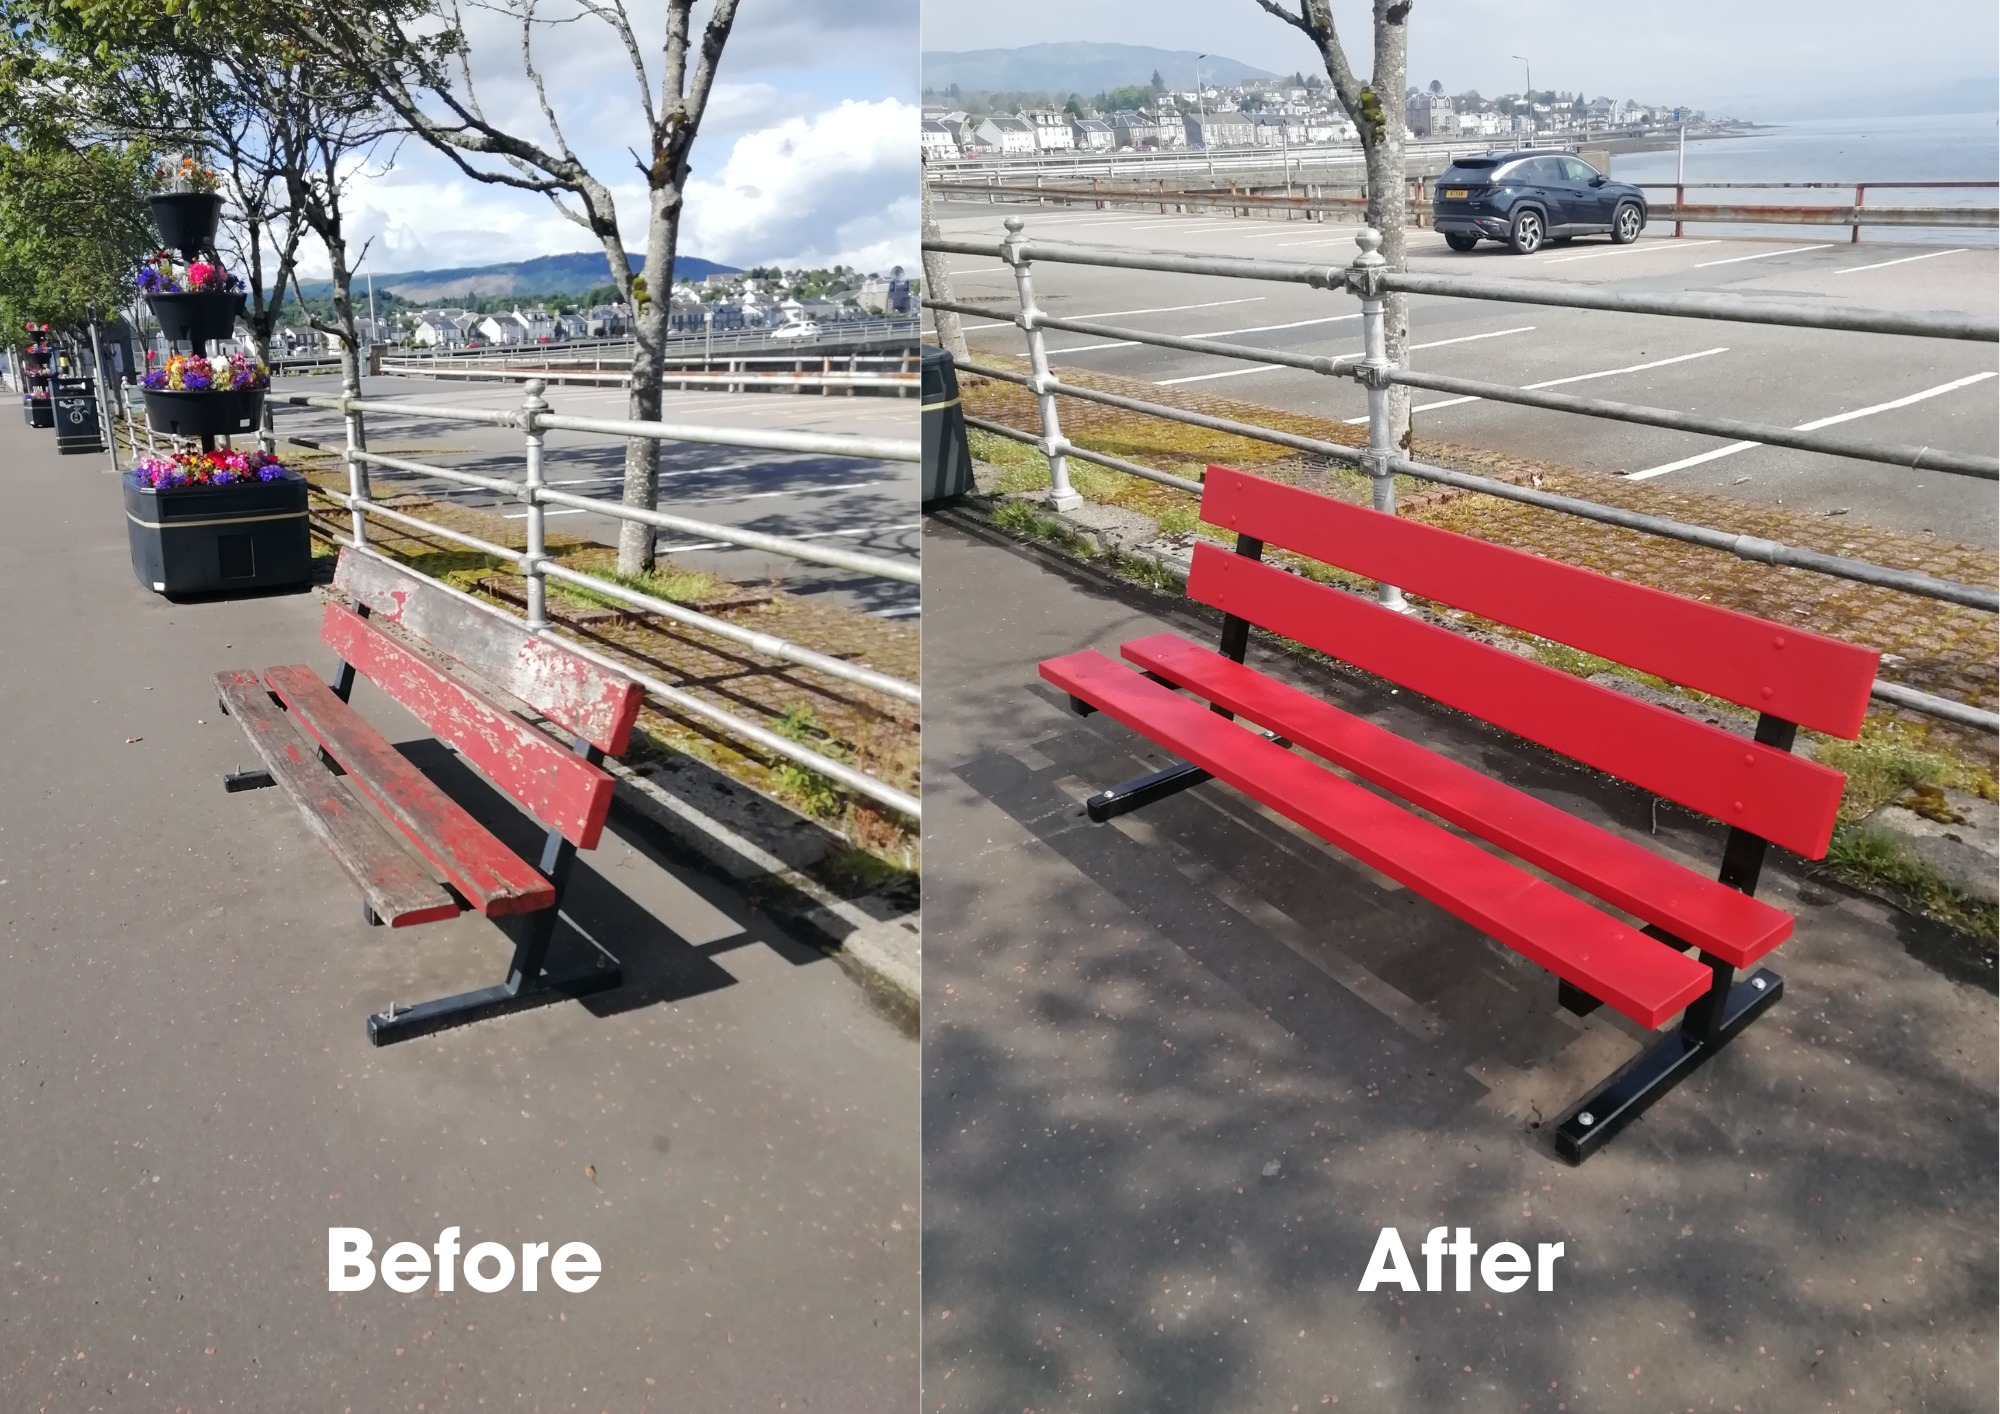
xmin=380 ymin=351 xmax=920 ymax=397
xmin=932 ymin=176 xmax=1999 ymax=238
xmin=926 ymin=215 xmax=1999 ymax=735
xmin=267 ymin=376 xmax=920 ymax=817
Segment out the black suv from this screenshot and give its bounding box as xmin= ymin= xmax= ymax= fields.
xmin=1431 ymin=151 xmax=1648 ymax=254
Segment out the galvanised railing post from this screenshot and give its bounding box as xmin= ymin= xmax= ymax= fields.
xmin=520 ymin=376 xmax=550 ymax=630
xmin=1349 ymin=226 xmax=1407 ymax=611
xmin=341 ymin=370 xmax=370 ymax=548
xmin=1001 ymin=216 xmax=1081 ymax=512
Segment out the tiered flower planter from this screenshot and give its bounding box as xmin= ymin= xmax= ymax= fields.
xmin=128 ymin=166 xmax=307 ymax=594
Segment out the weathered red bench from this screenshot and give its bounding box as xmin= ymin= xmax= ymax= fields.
xmin=1040 ymin=465 xmax=1880 ymax=1163
xmin=216 ymin=547 xmax=644 ymax=1045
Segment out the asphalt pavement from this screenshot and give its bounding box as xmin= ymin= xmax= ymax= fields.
xmin=921 ymin=514 xmax=1997 ymax=1414
xmin=268 ymin=373 xmax=922 ymax=618
xmin=0 ymin=410 xmax=918 ymax=1410
xmin=935 ymin=200 xmax=1998 ymax=545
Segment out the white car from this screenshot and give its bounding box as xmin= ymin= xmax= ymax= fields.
xmin=768 ymin=321 xmax=820 ymax=341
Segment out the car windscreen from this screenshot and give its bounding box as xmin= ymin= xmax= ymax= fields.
xmin=1440 ymin=162 xmax=1497 ymax=182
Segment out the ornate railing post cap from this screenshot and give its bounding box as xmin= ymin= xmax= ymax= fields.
xmin=1002 ymin=215 xmax=1027 ymax=235
xmin=1352 ymin=227 xmax=1386 ymax=268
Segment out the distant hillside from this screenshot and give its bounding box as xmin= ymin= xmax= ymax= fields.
xmin=299 ymin=251 xmax=740 ymax=303
xmin=923 ymin=43 xmax=1277 ymax=97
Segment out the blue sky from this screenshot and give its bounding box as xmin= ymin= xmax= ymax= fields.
xmin=304 ymin=0 xmax=919 ymax=280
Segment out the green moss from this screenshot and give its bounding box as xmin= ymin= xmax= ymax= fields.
xmin=1817 ymin=718 xmax=1969 ymax=823
xmin=1819 ymin=825 xmax=1998 ymax=943
xmin=771 ymin=705 xmax=849 ymax=820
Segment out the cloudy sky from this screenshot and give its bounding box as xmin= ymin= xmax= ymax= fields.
xmin=301 ymin=0 xmax=918 ymax=279
xmin=920 ymin=0 xmax=1999 ymax=120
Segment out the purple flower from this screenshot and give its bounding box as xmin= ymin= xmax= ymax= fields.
xmin=142 ymin=370 xmax=167 ymax=390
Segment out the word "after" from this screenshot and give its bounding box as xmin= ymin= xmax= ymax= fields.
xmin=1358 ymin=1227 xmax=1564 ymax=1293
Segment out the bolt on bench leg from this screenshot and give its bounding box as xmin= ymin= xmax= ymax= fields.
xmin=1553 ymin=958 xmax=1784 ymax=1165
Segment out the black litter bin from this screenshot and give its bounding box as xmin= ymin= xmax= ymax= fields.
xmin=921 ymin=344 xmax=974 ymax=508
xmin=53 ymin=376 xmax=104 ymax=455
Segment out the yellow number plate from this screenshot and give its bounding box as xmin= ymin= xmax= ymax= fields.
xmin=1444 ymin=188 xmax=1469 ymax=199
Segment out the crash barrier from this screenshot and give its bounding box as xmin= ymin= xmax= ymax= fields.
xmin=226 ymin=377 xmax=918 ymax=818
xmin=931 ymin=177 xmax=1999 ymax=239
xmin=1044 ymin=465 xmax=1878 ymax=1161
xmin=924 ymin=217 xmax=1999 ymax=735
xmin=382 ymin=351 xmax=920 ymax=397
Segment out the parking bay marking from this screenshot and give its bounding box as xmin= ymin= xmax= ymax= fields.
xmin=1834 ymin=248 xmax=1967 ymax=275
xmin=1628 ymin=369 xmax=2000 ymax=479
xmin=962 ymin=295 xmax=1267 ymax=332
xmin=1693 ymin=243 xmax=1835 ymax=268
xmin=1158 ymin=326 xmax=1538 ymax=386
xmin=1341 ymin=346 xmax=1731 ymax=423
xmin=1050 ymin=311 xmax=1362 ymax=356
xmin=1543 ymin=239 xmax=1720 ymax=264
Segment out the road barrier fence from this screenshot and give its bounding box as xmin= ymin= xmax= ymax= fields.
xmin=925 ymin=215 xmax=1999 ymax=735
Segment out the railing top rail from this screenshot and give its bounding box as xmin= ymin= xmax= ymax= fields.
xmin=288 ymin=392 xmax=921 ymax=462
xmin=926 ymin=234 xmax=2000 ymax=342
xmin=1627 ymin=180 xmax=1999 ymax=190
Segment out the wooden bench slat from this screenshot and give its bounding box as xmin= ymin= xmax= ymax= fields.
xmin=1041 ymin=650 xmax=1716 ymax=1029
xmin=214 ymin=670 xmax=461 ymax=927
xmin=333 ymin=549 xmax=644 ymax=755
xmin=320 ymin=604 xmax=615 ymax=849
xmin=263 ymin=665 xmax=557 ymax=917
xmin=1122 ymin=633 xmax=1795 ymax=968
xmin=1190 ymin=543 xmax=1849 ymax=860
xmin=1200 ymin=466 xmax=1881 ymax=739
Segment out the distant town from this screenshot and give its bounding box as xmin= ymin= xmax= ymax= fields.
xmin=265 ymin=263 xmax=917 ymax=356
xmin=923 ymin=71 xmax=1725 ymax=159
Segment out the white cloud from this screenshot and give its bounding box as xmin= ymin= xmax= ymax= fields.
xmin=293 ymin=96 xmax=917 ymax=281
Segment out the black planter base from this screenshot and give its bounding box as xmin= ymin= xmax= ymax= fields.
xmin=23 ymin=400 xmax=52 ymax=428
xmin=125 ymin=470 xmax=312 ymax=594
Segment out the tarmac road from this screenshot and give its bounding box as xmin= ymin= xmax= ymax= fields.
xmin=268 ymin=373 xmax=922 ymax=618
xmin=934 ymin=199 xmax=1998 ymax=546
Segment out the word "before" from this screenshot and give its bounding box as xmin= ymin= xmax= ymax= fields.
xmin=1358 ymin=1227 xmax=1565 ymax=1293
xmin=329 ymin=1227 xmax=602 ymax=1294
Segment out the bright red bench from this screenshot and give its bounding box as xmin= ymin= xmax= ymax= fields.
xmin=1040 ymin=465 xmax=1879 ymax=1163
xmin=217 ymin=548 xmax=644 ymax=1044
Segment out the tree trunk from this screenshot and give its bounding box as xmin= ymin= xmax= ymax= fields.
xmin=1365 ymin=5 xmax=1412 ymax=450
xmin=616 ymin=185 xmax=675 ymax=576
xmin=919 ymin=174 xmax=966 ymax=361
xmin=326 ymin=244 xmax=363 ymax=396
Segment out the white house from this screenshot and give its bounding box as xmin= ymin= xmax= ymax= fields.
xmin=1113 ymin=111 xmax=1180 ymax=150
xmin=1020 ymin=110 xmax=1074 ymax=152
xmin=920 ymin=119 xmax=958 ymax=161
xmin=1070 ymin=117 xmax=1116 ymax=150
xmin=412 ymin=311 xmax=471 ymax=348
xmin=972 ymin=116 xmax=1036 ymax=156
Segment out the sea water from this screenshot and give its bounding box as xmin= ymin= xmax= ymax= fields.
xmin=1612 ymin=111 xmax=1998 ymax=244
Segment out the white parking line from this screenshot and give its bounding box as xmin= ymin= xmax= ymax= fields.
xmin=964 ymin=297 xmax=1269 ymax=337
xmin=1342 ymin=346 xmax=1730 ymax=423
xmin=1628 ymin=369 xmax=1999 ymax=479
xmin=1834 ymin=248 xmax=1967 ymax=274
xmin=1158 ymin=326 xmax=1536 ymax=386
xmin=1052 ymin=311 xmax=1362 ymax=356
xmin=1272 ymin=231 xmax=1364 ymax=247
xmin=1692 ymin=244 xmax=1834 ymax=268
xmin=1543 ymin=239 xmax=1720 ymax=264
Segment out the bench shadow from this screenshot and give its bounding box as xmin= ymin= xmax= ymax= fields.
xmin=391 ymin=738 xmax=793 ymax=1021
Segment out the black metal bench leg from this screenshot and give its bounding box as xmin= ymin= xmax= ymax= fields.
xmin=1086 ymin=759 xmax=1214 ymax=822
xmin=1552 ymin=952 xmax=1783 ymax=1165
xmin=365 ymin=737 xmax=623 ymax=1046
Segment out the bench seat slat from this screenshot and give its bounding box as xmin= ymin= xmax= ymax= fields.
xmin=320 ymin=604 xmax=615 ymax=849
xmin=334 ymin=549 xmax=643 ymax=755
xmin=1122 ymin=633 xmax=1794 ymax=968
xmin=1191 ymin=544 xmax=1849 ymax=860
xmin=1201 ymin=466 xmax=1881 ymax=739
xmin=214 ymin=670 xmax=461 ymax=927
xmin=1041 ymin=650 xmax=1715 ymax=1029
xmin=263 ymin=665 xmax=557 ymax=917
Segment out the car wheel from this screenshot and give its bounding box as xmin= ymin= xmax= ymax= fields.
xmin=1611 ymin=203 xmax=1643 ymax=244
xmin=1443 ymin=233 xmax=1479 ymax=252
xmin=1507 ymin=209 xmax=1545 ymax=254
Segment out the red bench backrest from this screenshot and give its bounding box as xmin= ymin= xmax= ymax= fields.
xmin=1190 ymin=466 xmax=1881 ymax=859
xmin=333 ymin=549 xmax=643 ymax=755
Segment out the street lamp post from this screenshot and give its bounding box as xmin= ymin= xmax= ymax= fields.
xmin=1512 ymin=55 xmax=1532 ymax=141
xmin=1196 ymin=54 xmax=1215 ymax=177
